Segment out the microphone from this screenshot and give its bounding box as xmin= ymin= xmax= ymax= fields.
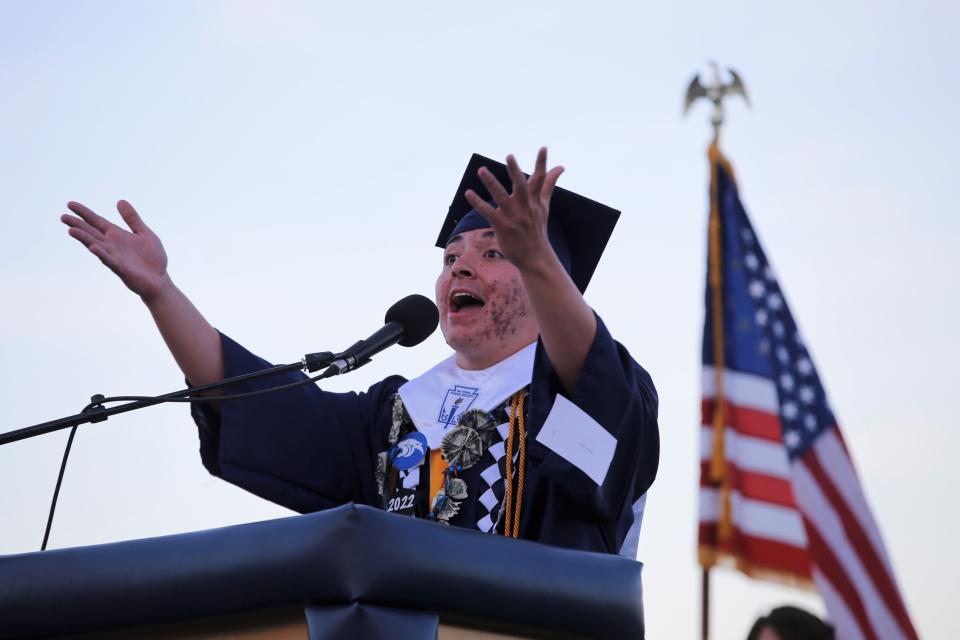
xmin=319 ymin=294 xmax=439 ymax=376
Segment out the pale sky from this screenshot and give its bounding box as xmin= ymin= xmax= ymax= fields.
xmin=1 ymin=1 xmax=957 ymax=638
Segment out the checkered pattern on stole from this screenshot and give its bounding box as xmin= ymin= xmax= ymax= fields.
xmin=475 ymin=392 xmax=529 ymax=534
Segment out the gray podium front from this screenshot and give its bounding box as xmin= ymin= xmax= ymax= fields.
xmin=0 ymin=504 xmax=644 ymax=639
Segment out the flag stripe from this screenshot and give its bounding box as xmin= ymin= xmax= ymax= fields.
xmin=804 ymin=521 xmax=879 ymax=640
xmin=699 ymin=487 xmax=807 ymax=547
xmin=804 ymin=444 xmax=917 ymax=639
xmin=793 ymin=462 xmax=906 ymax=640
xmin=701 ymin=398 xmax=782 ymax=442
xmin=813 ymin=568 xmax=866 ymax=640
xmin=698 ymin=523 xmax=811 ymax=577
xmin=702 ymin=366 xmax=779 ymax=413
xmin=699 ymin=461 xmax=795 ymax=507
xmin=814 ymin=430 xmax=893 ymax=573
xmin=699 ymin=426 xmax=790 ymax=479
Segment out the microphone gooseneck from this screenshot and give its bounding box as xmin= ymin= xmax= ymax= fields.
xmin=323 ymin=294 xmax=439 ymax=376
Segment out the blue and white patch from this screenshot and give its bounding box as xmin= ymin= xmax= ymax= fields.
xmin=390 ymin=431 xmax=428 ymax=471
xmin=438 ymin=385 xmax=480 ymax=428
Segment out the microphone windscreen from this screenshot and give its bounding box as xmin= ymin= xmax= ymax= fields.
xmin=385 ymin=294 xmax=440 ymax=347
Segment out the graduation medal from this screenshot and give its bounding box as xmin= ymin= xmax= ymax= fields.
xmin=426 ymin=408 xmax=500 ymax=524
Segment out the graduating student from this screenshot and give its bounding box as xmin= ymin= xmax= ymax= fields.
xmin=61 ymin=149 xmax=659 ymax=556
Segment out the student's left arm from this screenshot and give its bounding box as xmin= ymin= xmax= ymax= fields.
xmin=464 ymin=147 xmax=595 ymax=395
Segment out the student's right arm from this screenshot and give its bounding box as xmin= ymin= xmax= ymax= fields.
xmin=61 ymin=200 xmax=402 ymax=513
xmin=61 ymin=200 xmax=224 ymax=390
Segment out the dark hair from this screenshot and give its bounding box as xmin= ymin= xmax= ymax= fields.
xmin=746 ymin=606 xmax=835 ymax=640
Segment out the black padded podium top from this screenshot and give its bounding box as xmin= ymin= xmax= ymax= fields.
xmin=0 ymin=503 xmax=644 ymax=639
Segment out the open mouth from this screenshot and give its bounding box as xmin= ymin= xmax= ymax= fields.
xmin=449 ymin=291 xmax=485 ymax=313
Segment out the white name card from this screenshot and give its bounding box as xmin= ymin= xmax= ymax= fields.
xmin=535 ymin=394 xmax=616 ymax=485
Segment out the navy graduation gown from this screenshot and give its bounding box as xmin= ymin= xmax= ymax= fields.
xmin=191 ymin=315 xmax=659 ymax=555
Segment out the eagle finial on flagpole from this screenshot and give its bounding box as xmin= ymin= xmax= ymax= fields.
xmin=684 ymin=61 xmax=750 ymax=146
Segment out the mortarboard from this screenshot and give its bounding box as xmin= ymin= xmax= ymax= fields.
xmin=434 ymin=153 xmax=620 ymax=293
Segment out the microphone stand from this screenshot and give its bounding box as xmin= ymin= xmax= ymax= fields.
xmin=1 ymin=293 xmax=437 ymax=549
xmin=1 ymin=349 xmax=337 ymax=550
xmin=0 ymin=350 xmax=335 ymax=447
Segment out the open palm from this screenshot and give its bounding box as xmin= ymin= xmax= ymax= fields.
xmin=61 ymin=200 xmax=169 ymax=302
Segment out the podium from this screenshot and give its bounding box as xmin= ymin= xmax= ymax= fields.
xmin=0 ymin=504 xmax=644 ymax=639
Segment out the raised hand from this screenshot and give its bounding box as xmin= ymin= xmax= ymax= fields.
xmin=61 ymin=200 xmax=170 ymax=302
xmin=466 ymin=147 xmax=594 ymax=393
xmin=463 ymin=147 xmax=564 ymax=273
xmin=62 ymin=199 xmax=224 ymax=387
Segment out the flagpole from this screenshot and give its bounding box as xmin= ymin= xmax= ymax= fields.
xmin=685 ymin=63 xmax=750 ymax=640
xmin=702 ymin=139 xmax=726 ymax=640
xmin=701 ymin=567 xmax=711 ymax=640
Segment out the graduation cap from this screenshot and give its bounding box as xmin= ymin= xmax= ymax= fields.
xmin=435 ymin=153 xmax=620 ymax=293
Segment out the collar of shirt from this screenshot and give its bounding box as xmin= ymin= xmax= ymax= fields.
xmin=397 ymin=341 xmax=537 ymax=450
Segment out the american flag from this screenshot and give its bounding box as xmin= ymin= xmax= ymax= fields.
xmin=698 ymin=147 xmax=918 ymax=640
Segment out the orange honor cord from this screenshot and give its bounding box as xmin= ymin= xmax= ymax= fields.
xmin=511 ymin=393 xmax=526 ymax=539
xmin=503 ymin=394 xmax=518 ymax=535
xmin=503 ymin=391 xmax=526 ymax=539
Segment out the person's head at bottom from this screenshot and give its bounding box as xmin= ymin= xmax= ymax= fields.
xmin=746 ymin=605 xmax=835 ymax=640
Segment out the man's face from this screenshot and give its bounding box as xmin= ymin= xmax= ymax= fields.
xmin=435 ymin=228 xmax=540 ymax=368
